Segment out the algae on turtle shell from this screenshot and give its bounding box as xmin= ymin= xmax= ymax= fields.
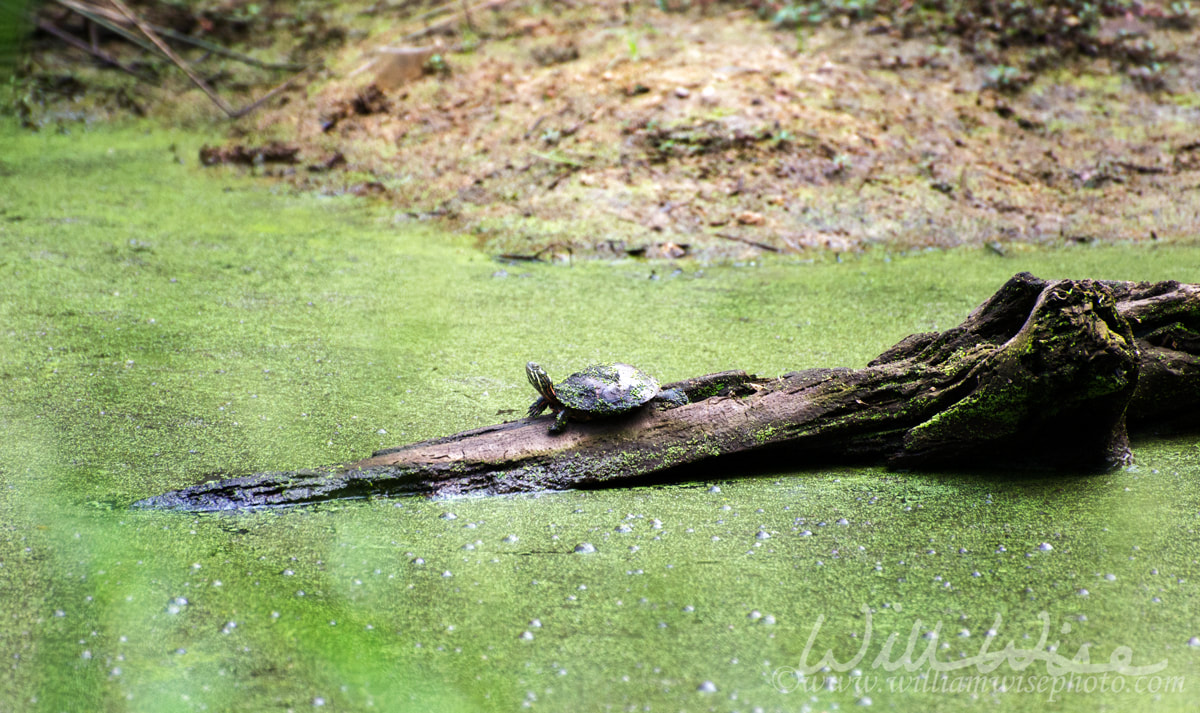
xmin=526 ymin=362 xmax=684 ymax=433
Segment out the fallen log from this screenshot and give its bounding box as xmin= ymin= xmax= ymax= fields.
xmin=134 ymin=272 xmax=1200 ymax=511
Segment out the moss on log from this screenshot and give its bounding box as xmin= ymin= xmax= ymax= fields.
xmin=134 ymin=273 xmax=1200 ymax=511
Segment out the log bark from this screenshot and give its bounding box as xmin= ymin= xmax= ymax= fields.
xmin=134 ymin=273 xmax=1200 ymax=511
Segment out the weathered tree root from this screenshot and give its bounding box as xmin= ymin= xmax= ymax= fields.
xmin=134 ymin=273 xmax=1200 ymax=511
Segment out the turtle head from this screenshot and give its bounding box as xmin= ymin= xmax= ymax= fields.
xmin=526 ymin=362 xmax=556 ymax=401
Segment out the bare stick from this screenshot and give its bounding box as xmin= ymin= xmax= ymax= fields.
xmin=402 ymin=0 xmax=514 ymax=41
xmin=54 ymin=0 xmax=164 ymax=56
xmin=229 ymin=64 xmax=313 ymax=119
xmin=713 ymin=231 xmax=782 ymax=253
xmin=34 ymin=18 xmax=151 ymax=81
xmin=462 ymin=0 xmax=476 ymax=33
xmin=107 ymin=0 xmax=239 ymax=117
xmin=406 ymin=1 xmax=458 ymax=23
xmin=56 ymin=0 xmax=306 ymax=71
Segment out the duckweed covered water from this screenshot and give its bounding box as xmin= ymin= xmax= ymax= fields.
xmin=2 ymin=122 xmax=1199 ymax=711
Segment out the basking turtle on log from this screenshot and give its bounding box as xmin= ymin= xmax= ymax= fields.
xmin=525 ymin=361 xmax=688 ymax=433
xmin=135 ymin=272 xmax=1200 ymax=512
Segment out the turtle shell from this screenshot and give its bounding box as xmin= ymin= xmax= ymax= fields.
xmin=554 ymin=363 xmax=660 ymax=416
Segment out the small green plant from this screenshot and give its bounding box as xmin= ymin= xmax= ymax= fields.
xmin=228 ymin=2 xmax=262 ymax=22
xmin=771 ymin=0 xmax=880 ymax=28
xmin=626 ymin=35 xmax=640 ymax=61
xmin=1128 ymin=63 xmax=1168 ymax=92
xmin=459 ymin=27 xmax=480 ymax=54
xmin=984 ymin=64 xmax=1031 ymax=93
xmin=773 ymin=2 xmax=826 ymax=28
xmin=1161 ymin=1 xmax=1196 ymax=29
xmin=655 ymin=0 xmax=692 ymax=12
xmin=423 ymin=53 xmax=450 ymax=77
xmin=827 ymin=153 xmax=852 ymax=179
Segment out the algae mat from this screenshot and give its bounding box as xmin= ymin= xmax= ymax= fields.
xmin=1 ymin=123 xmax=1199 ymax=712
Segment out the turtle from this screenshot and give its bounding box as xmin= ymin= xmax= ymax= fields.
xmin=525 ymin=361 xmax=687 ymax=433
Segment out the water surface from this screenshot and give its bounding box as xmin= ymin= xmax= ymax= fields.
xmin=1 ymin=123 xmax=1198 ymax=711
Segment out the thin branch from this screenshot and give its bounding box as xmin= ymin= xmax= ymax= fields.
xmin=54 ymin=0 xmax=161 ymax=56
xmin=155 ymin=27 xmax=306 ymax=71
xmin=406 ymin=1 xmax=458 ymax=24
xmin=34 ymin=17 xmax=152 ymax=81
xmin=56 ymin=0 xmax=306 ymax=70
xmin=33 ymin=0 xmax=311 ymax=120
xmin=461 ymin=0 xmax=476 ymax=33
xmin=229 ymin=64 xmax=314 ymax=119
xmin=107 ymin=0 xmax=239 ymax=117
xmin=713 ymin=231 xmax=782 ymax=253
xmin=401 ymin=0 xmax=515 ymax=41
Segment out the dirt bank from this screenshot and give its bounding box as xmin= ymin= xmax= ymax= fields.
xmin=13 ymin=1 xmax=1200 ymax=260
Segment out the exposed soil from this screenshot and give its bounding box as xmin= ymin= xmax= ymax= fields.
xmin=12 ymin=0 xmax=1200 ymax=260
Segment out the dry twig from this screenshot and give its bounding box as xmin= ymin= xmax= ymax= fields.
xmin=713 ymin=231 xmax=782 ymax=253
xmin=55 ymin=0 xmax=305 ymax=70
xmin=106 ymin=0 xmax=238 ymax=117
xmin=401 ymin=0 xmax=515 ymax=41
xmin=34 ymin=17 xmax=151 ymax=80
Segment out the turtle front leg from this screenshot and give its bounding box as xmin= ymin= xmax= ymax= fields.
xmin=528 ymin=397 xmax=550 ymax=418
xmin=549 ymin=409 xmax=570 ymax=434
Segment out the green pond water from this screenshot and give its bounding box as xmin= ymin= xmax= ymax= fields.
xmin=1 ymin=122 xmax=1199 ymax=712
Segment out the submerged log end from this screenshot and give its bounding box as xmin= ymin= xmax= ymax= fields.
xmin=130 ymin=464 xmax=450 ymax=511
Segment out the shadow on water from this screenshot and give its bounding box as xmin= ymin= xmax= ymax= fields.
xmin=579 ymin=431 xmax=1188 ymax=497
